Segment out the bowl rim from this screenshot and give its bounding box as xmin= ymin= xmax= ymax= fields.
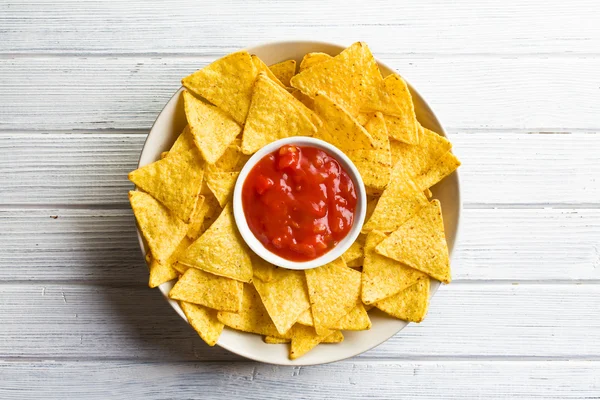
xmin=134 ymin=40 xmax=462 ymax=366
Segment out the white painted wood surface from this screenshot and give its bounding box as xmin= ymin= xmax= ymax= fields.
xmin=1 ymin=0 xmax=599 ymax=398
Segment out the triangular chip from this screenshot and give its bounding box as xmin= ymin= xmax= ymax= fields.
xmin=217 ymin=284 xmax=283 ymax=337
xmin=148 ymin=236 xmax=193 ymax=287
xmin=169 ymin=268 xmax=243 ymax=312
xmin=186 ymin=193 xmax=221 ymax=240
xmin=298 ymin=52 xmax=332 ymax=72
xmin=128 ymin=149 xmax=205 ymax=223
xmin=362 ymin=162 xmax=429 ymax=233
xmin=166 ymin=125 xmax=196 ymax=157
xmin=330 ymin=301 xmax=371 ymax=330
xmin=264 ymin=336 xmax=290 ymax=344
xmin=241 ymin=73 xmax=318 ymax=154
xmin=374 ymin=279 xmax=430 ymax=322
xmin=182 ymin=51 xmax=258 ymax=124
xmin=213 ymin=139 xmax=249 ymax=172
xmin=129 ymin=191 xmax=188 ymax=263
xmin=205 ymin=168 xmax=239 ymax=207
xmin=362 ymin=230 xmax=428 ymax=304
xmin=178 ymin=203 xmax=253 ymax=282
xmin=291 ymin=89 xmax=315 ymax=110
xmin=417 ymin=151 xmax=461 ymax=190
xmin=341 ymin=233 xmax=366 ymax=265
xmin=296 ymin=308 xmax=314 ymax=326
xmin=312 ymin=91 xmax=374 ymax=151
xmin=251 ymin=252 xmax=278 ymax=282
xmin=381 ymin=74 xmax=419 ymax=144
xmin=180 ymin=301 xmax=224 ymax=346
xmin=251 ymin=54 xmax=286 ymax=88
xmin=305 ymin=258 xmax=362 ymax=335
xmin=289 ymin=324 xmax=343 ymax=360
xmin=253 ymin=268 xmax=311 ymax=334
xmin=183 ymin=91 xmax=242 ymax=164
xmin=359 ymin=58 xmax=405 ymax=117
xmin=346 ymin=112 xmax=392 ymax=190
xmin=376 ymin=200 xmax=451 ymax=283
xmin=268 ymin=59 xmax=296 ymax=87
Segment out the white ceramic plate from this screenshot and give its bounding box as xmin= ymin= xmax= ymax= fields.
xmin=135 ymin=41 xmax=461 ymax=366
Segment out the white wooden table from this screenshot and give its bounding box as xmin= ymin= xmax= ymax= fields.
xmin=1 ymin=1 xmax=599 ymax=398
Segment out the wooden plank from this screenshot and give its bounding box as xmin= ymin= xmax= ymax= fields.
xmin=1 ymin=207 xmax=599 ymax=283
xmin=1 ymin=132 xmax=599 ymax=207
xmin=1 ymin=0 xmax=598 ymax=55
xmin=1 ymin=283 xmax=598 ymax=360
xmin=1 ymin=360 xmax=598 ymax=399
xmin=1 ymin=57 xmax=600 ymax=131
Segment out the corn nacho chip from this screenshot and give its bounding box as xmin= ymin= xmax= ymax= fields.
xmin=362 ymin=162 xmax=429 ymax=233
xmin=251 ymin=54 xmax=286 ymax=88
xmin=418 ymin=151 xmax=461 ymax=190
xmin=251 ymin=252 xmax=278 ymax=282
xmin=217 ymin=284 xmax=282 ymax=337
xmin=268 ymin=59 xmax=296 ymax=87
xmin=178 ymin=203 xmax=252 ymax=282
xmin=305 ymin=258 xmax=362 ymax=335
xmin=241 ymin=73 xmax=318 ymax=154
xmin=186 ymin=193 xmax=221 ymax=241
xmin=296 ymin=308 xmax=314 ymax=326
xmin=180 ymin=301 xmax=224 ymax=346
xmin=182 ymin=51 xmax=258 ymax=124
xmin=291 ymin=89 xmax=315 ymax=110
xmin=148 ymin=236 xmax=194 ymax=286
xmin=264 ymin=336 xmax=290 ymax=344
xmin=128 ymin=149 xmax=204 ymax=223
xmin=129 ymin=191 xmax=188 ymax=264
xmin=253 ymin=268 xmax=311 ymax=335
xmin=213 ymin=140 xmax=249 ymax=172
xmin=374 ymin=279 xmax=430 ymax=322
xmin=183 ymin=90 xmax=242 ymax=164
xmin=341 ymin=233 xmax=366 ymax=266
xmin=289 ymin=324 xmax=343 ymax=359
xmin=424 ymin=188 xmax=433 ymax=198
xmin=298 ymin=52 xmax=332 ymax=72
xmin=330 ymin=301 xmax=371 ymax=331
xmin=362 ymin=230 xmax=428 ymax=304
xmin=346 ymin=112 xmax=392 ymax=190
xmin=205 ymin=168 xmax=239 ymax=207
xmin=265 ymin=327 xmax=343 ymax=345
xmin=376 ymin=200 xmax=451 ymax=283
xmin=166 ymin=125 xmax=196 ymax=157
xmin=381 ymin=74 xmax=419 ymax=144
xmin=169 ymin=268 xmax=243 ymax=312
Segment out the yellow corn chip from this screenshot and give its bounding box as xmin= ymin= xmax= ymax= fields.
xmin=160 ymin=151 xmax=169 ymax=159
xmin=291 ymin=89 xmax=315 ymax=110
xmin=214 ymin=140 xmax=249 ymax=172
xmin=313 ymin=91 xmax=374 ymax=151
xmin=183 ymin=91 xmax=242 ymax=165
xmin=264 ymin=336 xmax=290 ymax=344
xmin=186 ymin=193 xmax=220 ymax=240
xmin=346 ymin=112 xmax=392 ymax=190
xmin=298 ymin=52 xmax=332 ymax=72
xmin=265 ymin=329 xmax=343 ymax=345
xmin=178 ymin=203 xmax=253 ymax=282
xmin=129 ymin=191 xmax=188 ymax=264
xmin=166 ymin=125 xmax=196 ymax=157
xmin=268 ymin=59 xmax=296 ymax=87
xmin=424 ymin=188 xmax=433 ymax=198
xmin=205 ymin=168 xmax=239 ymax=207
xmin=376 ymin=200 xmax=451 ymax=283
xmin=241 ymin=73 xmax=318 ymax=154
xmin=330 ymin=301 xmax=371 ymax=330
xmin=356 ymin=112 xmax=372 ymax=126
xmin=148 ymin=236 xmax=193 ymax=287
xmin=381 ymin=74 xmax=419 ymax=144
xmin=169 ymin=268 xmax=243 ymax=312
xmin=305 ymin=258 xmax=362 ymax=335
xmin=362 ymin=162 xmax=429 ymax=233
xmin=289 ymin=325 xmax=343 ymax=360
xmin=182 ymin=51 xmax=257 ymax=124
xmin=128 ymin=149 xmax=204 ymax=223
xmin=418 ymin=151 xmax=461 ymax=190
xmin=217 ymin=284 xmax=283 ymax=337
xmin=251 ymin=252 xmax=278 ymax=282
xmin=180 ymin=301 xmax=224 ymax=346
xmin=362 ymin=230 xmax=428 ymax=304
xmin=358 ymin=58 xmax=406 ymax=118
xmin=251 ymin=54 xmax=286 ymax=88
xmin=297 ymin=308 xmax=313 ymax=326
xmin=374 ymin=279 xmax=430 ymax=322
xmin=253 ymin=268 xmax=311 ymax=334
xmin=341 ymin=233 xmax=366 ymax=265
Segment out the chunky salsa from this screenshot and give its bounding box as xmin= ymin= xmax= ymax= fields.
xmin=242 ymin=145 xmax=357 ymax=261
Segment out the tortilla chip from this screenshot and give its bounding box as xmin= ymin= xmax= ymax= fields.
xmin=241 ymin=73 xmax=318 ymax=154
xmin=424 ymin=188 xmax=433 ymax=198
xmin=289 ymin=324 xmax=343 ymax=360
xmin=183 ymin=91 xmax=242 ymax=164
xmin=217 ymin=284 xmax=282 ymax=337
xmin=169 ymin=268 xmax=243 ymax=312
xmin=264 ymin=336 xmax=290 ymax=344
xmin=297 ymin=308 xmax=313 ymax=326
xmin=299 ymin=52 xmax=332 ymax=72
xmin=186 ymin=194 xmax=221 ymax=240
xmin=251 ymin=54 xmax=286 ymax=88
xmin=251 ymin=252 xmax=278 ymax=282
xmin=305 ymin=258 xmax=362 ymax=335
xmin=182 ymin=51 xmax=258 ymax=124
xmin=178 ymin=203 xmax=253 ymax=282
xmin=148 ymin=236 xmax=194 ymax=286
xmin=418 ymin=151 xmax=461 ymax=190
xmin=128 ymin=149 xmax=204 ymax=223
xmin=330 ymin=301 xmax=371 ymax=330
xmin=205 ymin=168 xmax=239 ymax=207
xmin=313 ymin=91 xmax=374 ymax=151
xmin=376 ymin=200 xmax=451 ymax=283
xmin=362 ymin=230 xmax=428 ymax=304
xmin=213 ymin=140 xmax=248 ymax=172
xmin=291 ymin=89 xmax=315 ymax=110
xmin=129 ymin=191 xmax=188 ymax=264
xmin=358 ymin=59 xmax=405 ymax=118
xmin=160 ymin=151 xmax=169 ymax=159
xmin=265 ymin=328 xmax=343 ymax=345
xmin=374 ymin=279 xmax=430 ymax=322
xmin=381 ymin=74 xmax=419 ymax=144
xmin=341 ymin=233 xmax=366 ymax=265
xmin=355 ymin=112 xmax=372 ymax=126
xmin=362 ymin=162 xmax=429 ymax=233
xmin=180 ymin=301 xmax=224 ymax=346
xmin=268 ymin=59 xmax=296 ymax=87
xmin=167 ymin=125 xmax=196 ymax=157
xmin=346 ymin=112 xmax=392 ymax=190
xmin=253 ymin=268 xmax=311 ymax=334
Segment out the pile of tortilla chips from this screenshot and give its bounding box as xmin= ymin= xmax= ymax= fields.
xmin=128 ymin=42 xmax=460 ymax=360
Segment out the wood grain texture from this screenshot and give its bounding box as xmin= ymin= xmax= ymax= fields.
xmin=1 ymin=283 xmax=599 ymax=361
xmin=1 ymin=360 xmax=598 ymax=399
xmin=1 ymin=57 xmax=600 ymax=131
xmin=1 ymin=207 xmax=599 ymax=283
xmin=1 ymin=133 xmax=599 ymax=207
xmin=1 ymin=0 xmax=599 ymax=55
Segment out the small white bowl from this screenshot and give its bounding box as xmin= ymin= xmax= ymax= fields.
xmin=233 ymin=136 xmax=367 ymax=270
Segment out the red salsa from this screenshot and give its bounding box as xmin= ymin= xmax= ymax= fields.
xmin=242 ymin=145 xmax=357 ymax=261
